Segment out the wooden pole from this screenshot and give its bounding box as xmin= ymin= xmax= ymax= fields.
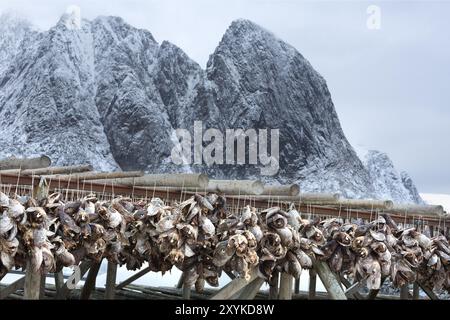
xmin=237 ymin=278 xmax=265 ymax=300
xmin=44 ymin=171 xmax=144 ymax=181
xmin=337 ymin=199 xmax=393 ymax=210
xmin=268 ymin=271 xmax=279 ymax=300
xmin=39 ymin=274 xmax=46 ymax=298
xmin=0 ymin=155 xmax=51 ymax=170
xmin=312 ymin=259 xmax=347 ymax=300
xmin=262 ymin=184 xmax=300 ymax=196
xmin=279 ymin=273 xmax=293 ymax=300
xmin=294 ymin=278 xmax=300 ymax=294
xmin=413 ymin=283 xmax=420 ymax=300
xmin=105 ymin=262 xmax=117 ymax=299
xmin=56 ymin=262 xmax=91 ymax=299
xmin=417 ymin=281 xmax=439 ymax=300
xmin=54 ymin=271 xmax=64 ymax=298
xmin=182 ymin=284 xmax=191 ymax=299
xmin=80 ymin=261 xmax=102 ymax=299
xmin=22 ymin=164 xmax=93 ymax=176
xmin=308 ymin=269 xmax=317 ymax=299
xmin=95 ymin=173 xmax=209 ymax=189
xmin=210 ymin=270 xmax=258 ymax=300
xmin=230 ymin=193 xmax=340 ymax=204
xmin=24 ymin=260 xmax=41 ymax=300
xmin=390 ymin=204 xmax=445 ymax=217
xmin=208 ymin=180 xmax=264 ymax=195
xmin=0 ymin=276 xmax=25 ymax=299
xmin=400 ymin=284 xmax=409 ymax=299
xmin=116 ymin=266 xmax=151 ymax=290
xmin=176 ymin=272 xmax=185 ymax=289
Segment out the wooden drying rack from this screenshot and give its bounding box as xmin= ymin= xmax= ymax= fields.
xmin=0 ymin=157 xmax=448 ymax=300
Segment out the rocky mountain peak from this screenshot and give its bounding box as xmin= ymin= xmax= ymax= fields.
xmin=0 ymin=14 xmax=424 ymax=204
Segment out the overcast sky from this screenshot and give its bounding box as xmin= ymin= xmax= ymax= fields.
xmin=1 ymin=0 xmax=449 ymax=194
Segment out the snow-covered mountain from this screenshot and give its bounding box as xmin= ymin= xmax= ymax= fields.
xmin=0 ymin=13 xmax=423 ymax=203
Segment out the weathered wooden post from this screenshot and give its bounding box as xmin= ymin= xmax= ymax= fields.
xmin=312 ymin=259 xmax=347 ymax=300
xmin=278 ymin=273 xmax=293 ymax=300
xmin=268 ymin=271 xmax=279 ymax=299
xmin=400 ymin=285 xmax=409 ymax=299
xmin=413 ymin=283 xmax=420 ymax=300
xmin=81 ymin=261 xmax=102 ymax=300
xmin=105 ymin=262 xmax=117 ymax=299
xmin=24 ymin=260 xmax=41 ymax=300
xmin=54 ymin=271 xmax=64 ymax=297
xmin=309 ymin=269 xmax=317 ymax=299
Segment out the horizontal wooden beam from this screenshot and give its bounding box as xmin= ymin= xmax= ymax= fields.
xmin=262 ymin=184 xmax=300 ymax=196
xmin=44 ymin=171 xmax=143 ymax=181
xmin=0 ymin=155 xmax=51 ymax=170
xmin=94 ymin=173 xmax=209 ymax=189
xmin=337 ymin=199 xmax=393 ymax=210
xmin=390 ymin=204 xmax=446 ymax=217
xmin=210 ymin=270 xmax=258 ymax=300
xmin=22 ymin=164 xmax=93 ymax=176
xmin=0 ymin=276 xmax=25 ymax=299
xmin=208 ymin=180 xmax=265 ymax=195
xmin=228 ymin=193 xmax=341 ymax=204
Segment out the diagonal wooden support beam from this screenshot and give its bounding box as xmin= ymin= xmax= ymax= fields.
xmin=339 ymin=275 xmax=365 ymax=300
xmin=312 ymin=259 xmax=347 ymax=300
xmin=80 ymin=261 xmax=102 ymax=299
xmin=210 ymin=269 xmax=258 ymax=300
xmin=0 ymin=276 xmax=25 ymax=299
xmin=56 ymin=261 xmax=91 ymax=299
xmin=237 ymin=277 xmax=265 ymax=300
xmin=116 ymin=266 xmax=151 ymax=290
xmin=417 ymin=281 xmax=439 ymax=300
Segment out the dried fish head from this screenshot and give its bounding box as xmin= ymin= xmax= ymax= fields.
xmin=0 ymin=211 xmax=13 ymax=236
xmin=212 ymin=241 xmax=234 ymax=267
xmin=177 ymin=223 xmax=198 ymax=241
xmin=369 ymin=229 xmax=386 ymax=242
xmin=194 ymin=194 xmax=214 ymax=212
xmin=199 ymin=214 xmax=215 ymax=238
xmin=0 ymin=192 xmax=10 ymax=207
xmin=242 ymin=230 xmax=257 ymax=249
xmin=286 ymin=251 xmax=302 ymax=279
xmin=267 ymin=213 xmax=287 ymax=229
xmin=7 ymin=199 xmax=25 ymax=220
xmin=295 ymin=249 xmax=313 ymax=269
xmin=249 ymin=225 xmax=263 ymax=242
xmin=147 ymin=198 xmax=165 ymax=217
xmin=276 ymin=227 xmax=293 ymax=247
xmin=166 ymin=248 xmax=184 ymax=264
xmin=333 ymin=231 xmax=352 ymax=247
xmin=228 ymin=234 xmax=248 ymax=256
xmin=244 ymin=249 xmax=259 ymax=266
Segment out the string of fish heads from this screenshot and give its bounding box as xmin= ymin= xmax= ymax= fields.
xmin=0 ymin=192 xmax=449 ymax=293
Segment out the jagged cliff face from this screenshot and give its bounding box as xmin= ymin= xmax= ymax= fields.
xmin=0 ymin=13 xmax=422 ymax=203
xmin=363 ymin=150 xmax=424 ymax=204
